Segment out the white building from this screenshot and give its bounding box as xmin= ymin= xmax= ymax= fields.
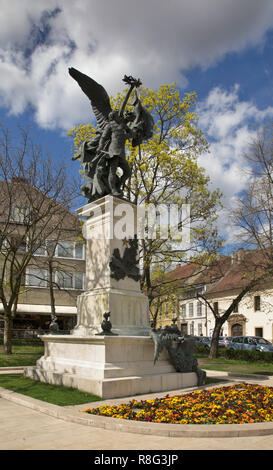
xmin=172 ymin=249 xmax=273 ymax=342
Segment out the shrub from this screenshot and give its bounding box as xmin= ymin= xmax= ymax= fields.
xmin=195 ymin=345 xmax=273 ymax=362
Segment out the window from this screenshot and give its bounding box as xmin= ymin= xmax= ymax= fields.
xmin=57 ymin=271 xmax=73 ymax=289
xmin=190 ymin=321 xmax=194 ymax=335
xmin=255 ymin=327 xmax=263 ymax=337
xmin=180 ymin=303 xmax=186 ymax=317
xmin=233 ymin=337 xmax=243 ymax=343
xmin=57 ymin=241 xmax=74 ymax=258
xmin=26 ymin=269 xmax=85 ymax=290
xmin=198 ymin=323 xmax=202 ymax=335
xmin=256 ymin=337 xmax=270 ymax=344
xmin=254 ymin=296 xmax=261 ymax=311
xmin=17 ymin=241 xmax=27 ymax=253
xmin=189 ymin=303 xmax=194 ymax=317
xmin=57 ymin=271 xmax=85 ymax=290
xmin=75 ymin=242 xmax=84 ymax=259
xmin=244 ymin=337 xmax=256 ymax=345
xmin=197 ymin=301 xmax=202 ymax=316
xmin=74 ymin=272 xmax=85 ymax=290
xmin=233 ymin=302 xmax=239 ymax=313
xmin=56 ymin=241 xmax=85 ymax=259
xmin=33 ymin=240 xmax=56 ymax=257
xmin=26 ymin=269 xmax=48 ymax=288
xmin=10 ymin=204 xmax=30 ymax=223
xmin=34 ymin=242 xmax=47 ymax=256
xmin=10 ymin=236 xmax=27 ymax=253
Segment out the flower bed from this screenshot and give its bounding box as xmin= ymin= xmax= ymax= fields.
xmin=83 ymin=384 xmax=273 ymax=424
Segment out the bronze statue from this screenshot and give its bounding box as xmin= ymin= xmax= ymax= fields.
xmin=69 ymin=68 xmax=154 ymax=201
xmin=150 ymin=321 xmax=206 ymax=386
xmin=95 ymin=312 xmax=117 ymax=336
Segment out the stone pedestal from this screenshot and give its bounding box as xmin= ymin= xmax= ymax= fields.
xmin=72 ymin=196 xmax=150 ymax=337
xmin=25 ymin=335 xmax=198 ymax=399
xmin=25 ymin=196 xmax=199 ymax=399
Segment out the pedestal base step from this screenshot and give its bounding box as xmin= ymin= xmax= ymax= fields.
xmin=24 ymin=366 xmax=198 ymax=400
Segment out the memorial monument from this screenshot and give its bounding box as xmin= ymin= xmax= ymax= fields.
xmin=24 ymin=68 xmax=204 ymax=399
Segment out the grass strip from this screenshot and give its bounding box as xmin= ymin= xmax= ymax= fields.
xmin=0 ymin=345 xmax=44 ymax=367
xmin=198 ymin=357 xmax=273 ymax=375
xmin=0 ymin=374 xmax=101 ymax=406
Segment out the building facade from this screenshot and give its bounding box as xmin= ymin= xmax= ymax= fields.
xmin=0 ymin=178 xmax=85 ymax=332
xmin=158 ymin=249 xmax=273 ymax=343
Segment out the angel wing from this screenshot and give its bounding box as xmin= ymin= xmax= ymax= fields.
xmin=69 ymin=67 xmax=112 ymax=130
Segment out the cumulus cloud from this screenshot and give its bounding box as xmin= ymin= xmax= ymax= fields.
xmin=0 ymin=0 xmax=273 ymax=129
xmin=196 ymin=85 xmax=273 ymax=244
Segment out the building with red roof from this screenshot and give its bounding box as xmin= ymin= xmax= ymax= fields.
xmin=163 ymin=248 xmax=273 ymax=342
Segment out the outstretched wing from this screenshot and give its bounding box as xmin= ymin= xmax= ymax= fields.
xmin=69 ymin=67 xmax=112 ymax=130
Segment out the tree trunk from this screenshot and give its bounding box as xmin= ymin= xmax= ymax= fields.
xmin=209 ymin=318 xmax=223 ymax=359
xmin=3 ymin=315 xmax=13 ymax=354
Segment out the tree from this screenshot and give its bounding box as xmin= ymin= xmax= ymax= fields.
xmin=27 ymin=228 xmax=84 ymax=331
xmin=68 ymin=84 xmax=222 ymax=326
xmin=202 ymin=124 xmax=273 ymax=358
xmin=0 ymin=124 xmax=79 ymax=353
xmin=232 ymin=124 xmax=273 ymax=256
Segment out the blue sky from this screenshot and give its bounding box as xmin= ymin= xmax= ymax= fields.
xmin=0 ymin=0 xmax=273 ymax=246
xmin=185 ymin=30 xmax=273 ymax=110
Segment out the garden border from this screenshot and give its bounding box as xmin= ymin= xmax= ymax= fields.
xmin=1 ymin=373 xmax=273 ymax=438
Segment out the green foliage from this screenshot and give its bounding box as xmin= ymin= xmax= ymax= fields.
xmin=0 ymin=337 xmax=43 ymax=346
xmin=194 ymin=345 xmax=210 ymax=355
xmin=224 ymin=348 xmax=273 ymax=363
xmin=67 ymin=83 xmax=220 ymax=209
xmin=67 ymin=83 xmax=223 ymax=322
xmin=0 ymin=343 xmax=44 ymax=366
xmin=196 ymin=345 xmax=273 ymax=363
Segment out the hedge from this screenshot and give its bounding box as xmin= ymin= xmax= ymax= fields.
xmin=195 ymin=345 xmax=273 ymax=363
xmin=0 ymin=337 xmax=43 ymax=346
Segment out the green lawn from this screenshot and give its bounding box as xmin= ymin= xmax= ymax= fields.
xmin=0 ymin=374 xmax=101 ymax=406
xmin=0 ymin=344 xmax=44 ymax=367
xmin=198 ymin=357 xmax=273 ymax=375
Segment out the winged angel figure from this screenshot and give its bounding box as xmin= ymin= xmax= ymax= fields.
xmin=69 ymin=68 xmax=154 ymax=202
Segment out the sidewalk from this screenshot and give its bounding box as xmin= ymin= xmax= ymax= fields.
xmin=0 ymin=369 xmax=273 ymax=450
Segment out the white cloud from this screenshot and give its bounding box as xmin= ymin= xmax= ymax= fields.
xmin=196 ymin=85 xmax=273 ymax=244
xmin=0 ymin=0 xmax=273 ymax=129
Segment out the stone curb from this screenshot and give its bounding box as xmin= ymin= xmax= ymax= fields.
xmin=204 ymin=369 xmax=272 ymax=381
xmin=1 ymin=377 xmax=273 ymax=438
xmin=0 ymin=367 xmax=24 ymax=375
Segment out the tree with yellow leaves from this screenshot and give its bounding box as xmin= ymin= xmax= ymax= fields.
xmin=68 ymin=83 xmax=222 ymax=326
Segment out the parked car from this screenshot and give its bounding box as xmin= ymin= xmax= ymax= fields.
xmin=192 ymin=336 xmax=211 ymax=348
xmin=218 ymin=336 xmax=232 ymax=348
xmin=227 ymin=336 xmax=273 ymax=352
